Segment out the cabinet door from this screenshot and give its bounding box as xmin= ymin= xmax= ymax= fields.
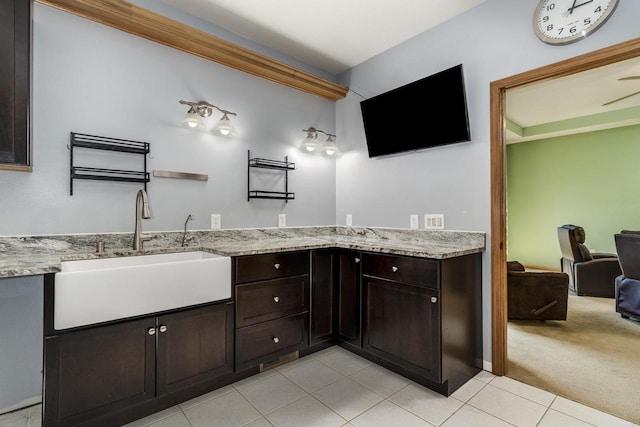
xmin=310 ymin=250 xmax=334 ymax=344
xmin=156 ymin=303 xmax=234 ymax=396
xmin=337 ymin=251 xmax=361 ymax=347
xmin=0 ymin=0 xmax=30 ymax=169
xmin=363 ymin=278 xmax=441 ymax=382
xmin=43 ymin=318 xmax=156 ymax=427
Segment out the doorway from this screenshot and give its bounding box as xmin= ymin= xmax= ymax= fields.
xmin=490 ymin=36 xmax=640 ymax=375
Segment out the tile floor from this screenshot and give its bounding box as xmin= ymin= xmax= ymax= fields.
xmin=1 ymin=346 xmax=637 ymax=427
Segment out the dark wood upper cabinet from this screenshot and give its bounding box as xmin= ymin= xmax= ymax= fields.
xmin=0 ymin=0 xmax=31 ymax=171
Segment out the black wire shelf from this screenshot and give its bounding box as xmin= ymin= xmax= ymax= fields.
xmin=247 ymin=150 xmax=295 ymax=202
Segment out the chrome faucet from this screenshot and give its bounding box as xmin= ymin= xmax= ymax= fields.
xmin=133 ymin=189 xmax=151 ymax=251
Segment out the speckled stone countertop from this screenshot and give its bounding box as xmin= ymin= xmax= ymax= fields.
xmin=0 ymin=226 xmax=485 ymax=279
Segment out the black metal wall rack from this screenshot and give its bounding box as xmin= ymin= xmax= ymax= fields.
xmin=247 ymin=150 xmax=295 ymax=202
xmin=69 ymin=132 xmax=150 ymax=195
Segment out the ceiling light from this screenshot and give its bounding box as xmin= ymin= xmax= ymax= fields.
xmin=179 ymin=100 xmax=238 ymax=136
xmin=300 ymin=128 xmax=319 ymax=152
xmin=322 ymin=134 xmax=341 ymax=157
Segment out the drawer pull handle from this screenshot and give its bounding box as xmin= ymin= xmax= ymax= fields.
xmin=274 ymin=263 xmax=280 ymax=269
xmin=355 ymin=257 xmax=361 ymax=263
xmin=159 ymin=325 xmax=167 ymax=333
xmin=273 ymin=337 xmax=280 ymax=344
xmin=147 ymin=327 xmax=156 ymax=336
xmin=273 ymin=296 xmax=280 ymax=303
xmin=392 ymin=266 xmax=399 ymax=272
xmin=431 ymin=297 xmax=438 ymax=303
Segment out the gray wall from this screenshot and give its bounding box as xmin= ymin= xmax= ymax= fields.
xmin=0 ymin=277 xmax=43 ymax=412
xmin=334 ymin=0 xmax=640 ymax=365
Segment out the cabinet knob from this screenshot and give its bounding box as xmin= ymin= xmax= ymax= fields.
xmin=355 ymin=257 xmax=361 ymax=263
xmin=392 ymin=266 xmax=399 ymax=272
xmin=159 ymin=325 xmax=167 ymax=333
xmin=147 ymin=327 xmax=156 ymax=336
xmin=431 ymin=297 xmax=438 ymax=303
xmin=274 ymin=263 xmax=280 ymax=269
xmin=273 ymin=296 xmax=280 ymax=303
xmin=273 ymin=337 xmax=280 ymax=344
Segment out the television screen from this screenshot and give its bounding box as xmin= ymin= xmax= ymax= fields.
xmin=360 ymin=64 xmax=471 ymax=158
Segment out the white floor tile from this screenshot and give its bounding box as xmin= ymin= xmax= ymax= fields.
xmin=450 ymin=378 xmax=487 ymax=403
xmin=266 ymin=395 xmax=346 ymax=427
xmin=233 ymin=369 xmax=280 ymax=390
xmin=441 ymin=404 xmax=513 ymax=427
xmin=143 ymin=412 xmax=192 ymax=427
xmin=309 ymin=346 xmax=341 ymax=359
xmin=468 ymin=384 xmax=547 ymax=427
xmin=315 ymin=349 xmax=371 ymax=375
xmin=492 ymin=376 xmax=555 ymax=406
xmin=122 ymin=406 xmax=182 ymax=427
xmin=179 ymin=384 xmax=235 ymax=410
xmin=237 ymin=372 xmax=307 ymax=414
xmin=0 ymin=409 xmax=28 ymax=427
xmin=313 ymin=377 xmax=384 ymax=421
xmin=348 ymin=364 xmax=411 ymax=397
xmin=275 ymin=354 xmax=316 ymax=372
xmin=388 ymin=382 xmax=463 ymax=426
xmin=551 ymin=396 xmax=635 ymax=427
xmin=279 ymin=359 xmax=345 ymax=392
xmin=350 ymin=400 xmax=435 ymax=427
xmin=26 ymin=406 xmax=40 ymax=427
xmin=183 ymin=390 xmax=262 ymax=427
xmin=474 ymin=370 xmax=496 ymax=383
xmin=243 ymin=417 xmax=273 ymax=427
xmin=538 ymin=409 xmax=596 ymax=427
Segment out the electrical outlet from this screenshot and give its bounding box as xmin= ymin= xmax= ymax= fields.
xmin=424 ymin=214 xmax=445 ymax=230
xmin=210 ymin=214 xmax=221 ymax=229
xmin=346 ymin=214 xmax=353 ymax=226
xmin=278 ymin=214 xmax=286 ymax=227
xmin=410 ymin=214 xmax=419 ymax=229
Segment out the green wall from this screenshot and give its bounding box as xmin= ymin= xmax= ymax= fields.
xmin=506 ymin=124 xmax=640 ymax=270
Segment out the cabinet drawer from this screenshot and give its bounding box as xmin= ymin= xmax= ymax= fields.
xmin=235 ymin=251 xmax=309 ymax=284
xmin=236 ymin=314 xmax=308 ymax=370
xmin=236 ymin=276 xmax=309 ymax=328
xmin=362 ymin=253 xmax=439 ymax=288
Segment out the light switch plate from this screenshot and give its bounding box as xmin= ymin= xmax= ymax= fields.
xmin=278 ymin=214 xmax=286 ymax=227
xmin=210 ymin=214 xmax=221 ymax=229
xmin=346 ymin=214 xmax=353 ymax=226
xmin=424 ymin=214 xmax=445 ymax=230
xmin=410 ymin=214 xmax=419 ymax=229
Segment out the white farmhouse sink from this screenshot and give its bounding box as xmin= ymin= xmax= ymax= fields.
xmin=54 ymin=251 xmax=231 ymax=330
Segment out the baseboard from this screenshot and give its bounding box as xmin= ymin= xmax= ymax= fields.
xmin=0 ymin=396 xmax=41 ymax=416
xmin=483 ymin=359 xmax=493 ymax=373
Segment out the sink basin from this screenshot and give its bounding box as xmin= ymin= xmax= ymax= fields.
xmin=54 ymin=251 xmax=231 ymax=330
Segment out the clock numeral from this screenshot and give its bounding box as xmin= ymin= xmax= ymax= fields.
xmin=546 ymin=3 xmax=556 ymax=11
xmin=570 ymin=25 xmax=577 ymax=33
xmin=547 ymin=24 xmax=554 ymax=31
xmin=594 ymin=5 xmax=602 ymax=12
xmin=542 ymin=15 xmax=549 ymax=22
xmin=584 ymin=17 xmax=591 ymax=25
xmin=557 ymin=27 xmax=564 ymax=34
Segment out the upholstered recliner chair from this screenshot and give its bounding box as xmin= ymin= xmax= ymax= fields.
xmin=557 ymin=224 xmax=621 ymax=298
xmin=614 ymin=232 xmax=640 ymax=321
xmin=507 ymin=261 xmax=569 ymax=321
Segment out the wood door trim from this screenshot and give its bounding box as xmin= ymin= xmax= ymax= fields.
xmin=35 ymin=0 xmax=349 ymax=102
xmin=490 ymin=37 xmax=640 ymax=375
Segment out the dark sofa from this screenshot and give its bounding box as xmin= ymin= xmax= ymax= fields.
xmin=507 ymin=261 xmax=569 ymax=321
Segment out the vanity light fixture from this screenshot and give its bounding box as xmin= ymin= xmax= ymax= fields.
xmin=300 ymin=127 xmax=340 ymax=157
xmin=179 ymin=100 xmax=238 ymax=136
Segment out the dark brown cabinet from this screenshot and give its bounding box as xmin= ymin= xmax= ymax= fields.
xmin=0 ymin=0 xmax=30 ymax=170
xmin=310 ymin=250 xmax=335 ymax=345
xmin=234 ymin=251 xmax=310 ymax=370
xmin=336 ymin=250 xmax=362 ymax=348
xmin=361 ymin=252 xmax=482 ymax=396
xmin=44 ymin=303 xmax=234 ymax=427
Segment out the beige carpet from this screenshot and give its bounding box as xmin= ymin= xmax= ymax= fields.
xmin=507 ymin=295 xmax=640 ymax=424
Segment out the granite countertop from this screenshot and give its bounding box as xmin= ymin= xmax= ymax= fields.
xmin=0 ymin=226 xmax=485 ymax=279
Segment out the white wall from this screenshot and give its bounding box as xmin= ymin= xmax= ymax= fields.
xmin=0 ymin=3 xmax=337 ymax=236
xmin=335 ymin=0 xmax=640 ymax=363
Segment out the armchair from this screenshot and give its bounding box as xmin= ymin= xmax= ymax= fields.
xmin=557 ymin=224 xmax=621 ymax=298
xmin=614 ymin=232 xmax=640 ymax=321
xmin=507 ymin=261 xmax=569 ymax=321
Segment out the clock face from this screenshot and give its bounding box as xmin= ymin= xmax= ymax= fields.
xmin=533 ymin=0 xmax=619 ymax=45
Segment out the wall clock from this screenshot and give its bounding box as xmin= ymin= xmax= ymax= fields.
xmin=533 ymin=0 xmax=619 ymax=45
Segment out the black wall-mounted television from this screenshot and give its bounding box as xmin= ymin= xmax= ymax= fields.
xmin=360 ymin=64 xmax=471 ymax=158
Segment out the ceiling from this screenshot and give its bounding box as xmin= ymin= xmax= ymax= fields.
xmin=158 ymin=0 xmax=486 ymax=76
xmin=154 ymin=1 xmax=640 ymax=142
